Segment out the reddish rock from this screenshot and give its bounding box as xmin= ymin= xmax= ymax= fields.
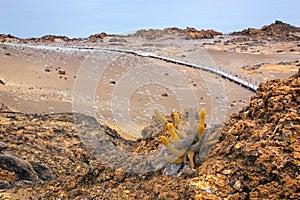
xmin=230 ymin=20 xmax=300 ymax=41
xmin=183 ymin=28 xmax=222 ymax=39
xmin=27 ymin=35 xmax=70 ymax=43
xmin=0 ymin=34 xmax=20 ymax=43
xmin=88 ymin=32 xmax=107 ymax=39
xmin=132 ymin=27 xmax=222 ymax=39
xmin=58 ymin=69 xmax=66 ymax=75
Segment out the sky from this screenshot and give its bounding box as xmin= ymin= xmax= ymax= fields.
xmin=1 ymin=0 xmax=299 ymax=38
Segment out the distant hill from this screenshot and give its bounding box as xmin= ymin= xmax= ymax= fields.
xmin=230 ymin=20 xmax=300 ymax=41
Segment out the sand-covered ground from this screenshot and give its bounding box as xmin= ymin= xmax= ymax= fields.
xmin=1 ymin=22 xmax=299 ymax=136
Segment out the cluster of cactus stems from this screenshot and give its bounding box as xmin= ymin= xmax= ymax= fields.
xmin=153 ymin=108 xmax=219 ymax=173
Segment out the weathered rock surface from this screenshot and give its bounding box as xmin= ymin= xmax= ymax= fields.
xmin=230 ymin=20 xmax=300 ymax=41
xmin=183 ymin=27 xmax=222 ymax=39
xmin=131 ymin=27 xmax=222 ymax=39
xmin=190 ymin=69 xmax=300 ymax=199
xmin=0 ymin=151 xmax=40 ymax=184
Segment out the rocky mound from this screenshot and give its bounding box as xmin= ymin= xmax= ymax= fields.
xmin=0 ymin=70 xmax=299 ymax=199
xmin=0 ymin=34 xmax=21 ymax=43
xmin=25 ymin=35 xmax=72 ymax=43
xmin=87 ymin=32 xmax=108 ymax=42
xmin=131 ymin=27 xmax=184 ymax=39
xmin=0 ymin=32 xmax=108 ymax=44
xmin=183 ymin=27 xmax=222 ymax=39
xmin=131 ymin=27 xmax=222 ymax=39
xmin=230 ymin=20 xmax=300 ymax=41
xmin=191 ymin=69 xmax=300 ymax=199
xmin=25 ymin=32 xmax=109 ymax=43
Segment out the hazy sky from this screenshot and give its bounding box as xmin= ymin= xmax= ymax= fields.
xmin=1 ymin=0 xmax=299 ymax=38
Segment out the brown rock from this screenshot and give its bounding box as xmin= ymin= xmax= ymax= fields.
xmin=130 ymin=27 xmax=222 ymax=39
xmin=0 ymin=180 xmax=10 ymax=189
xmin=0 ymin=142 xmax=8 ymax=152
xmin=230 ymin=20 xmax=300 ymax=41
xmin=0 ymin=103 xmax=11 ymax=112
xmin=184 ymin=27 xmax=222 ymax=39
xmin=88 ymin=32 xmax=107 ymax=40
xmin=0 ymin=151 xmax=39 ymax=183
xmin=0 ymin=169 xmax=16 ymax=184
xmin=58 ymin=69 xmax=66 ymax=75
xmin=29 ymin=160 xmax=54 ymax=182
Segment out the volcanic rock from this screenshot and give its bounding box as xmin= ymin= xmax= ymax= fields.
xmin=0 ymin=151 xmax=40 ymax=184
xmin=132 ymin=27 xmax=222 ymax=39
xmin=231 ymin=20 xmax=300 ymax=41
xmin=88 ymin=32 xmax=107 ymax=40
xmin=183 ymin=27 xmax=222 ymax=39
xmin=191 ymin=69 xmax=300 ymax=199
xmin=58 ymin=69 xmax=66 ymax=75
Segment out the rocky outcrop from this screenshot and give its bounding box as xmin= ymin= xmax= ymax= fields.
xmin=0 ymin=34 xmax=20 ymax=43
xmin=0 ymin=145 xmax=54 ymax=189
xmin=231 ymin=20 xmax=300 ymax=41
xmin=25 ymin=35 xmax=71 ymax=43
xmin=132 ymin=28 xmax=184 ymax=39
xmin=132 ymin=27 xmax=222 ymax=39
xmin=183 ymin=27 xmax=222 ymax=39
xmin=87 ymin=32 xmax=107 ymax=42
xmin=191 ymin=69 xmax=300 ymax=199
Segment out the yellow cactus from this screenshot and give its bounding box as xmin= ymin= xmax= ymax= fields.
xmin=172 ymin=157 xmax=184 ymax=164
xmin=187 ymin=150 xmax=195 ymax=169
xmin=197 ymin=124 xmax=205 ymax=136
xmin=155 ymin=107 xmax=220 ymax=173
xmin=175 ymin=129 xmax=187 ymax=140
xmin=154 ymin=108 xmax=167 ymax=124
xmin=197 ymin=108 xmax=206 ymax=136
xmin=167 ymin=123 xmax=181 ymax=142
xmin=161 ymin=136 xmax=169 ymax=146
xmin=161 ymin=136 xmax=186 ymax=157
xmin=199 ymin=108 xmax=206 ymax=126
xmin=173 ymin=112 xmax=181 ymax=129
xmin=165 ymin=155 xmax=184 ymax=164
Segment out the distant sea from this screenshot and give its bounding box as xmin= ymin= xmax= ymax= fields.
xmin=1 ymin=0 xmax=299 ymax=38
